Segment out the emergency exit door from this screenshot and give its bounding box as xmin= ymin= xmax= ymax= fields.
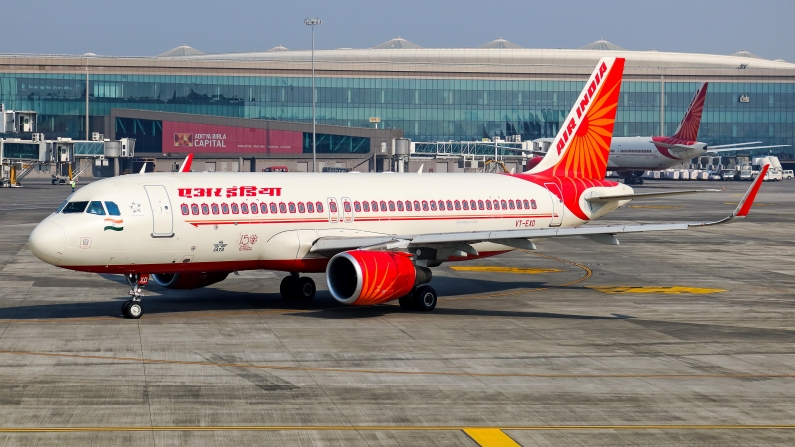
xmin=144 ymin=185 xmax=174 ymax=237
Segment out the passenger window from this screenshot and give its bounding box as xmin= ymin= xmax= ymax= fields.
xmin=523 ymin=199 xmax=530 ymax=209
xmin=104 ymin=201 xmax=121 ymax=216
xmin=501 ymin=200 xmax=508 ymax=209
xmin=508 ymin=200 xmax=515 ymax=210
xmin=515 ymin=200 xmax=522 ymax=210
xmin=279 ymin=203 xmax=287 ymax=213
xmin=250 ymin=203 xmax=258 ymax=214
xmin=181 ymin=204 xmax=190 ymax=215
xmin=405 ymin=201 xmax=412 ymax=211
xmin=260 ymin=203 xmax=268 ymax=214
xmin=201 ymin=204 xmax=210 ymax=215
xmin=354 ymin=201 xmax=361 ymax=212
xmin=388 ymin=201 xmax=395 ymax=211
xmin=307 ymin=202 xmax=314 ymax=213
xmin=454 ymin=200 xmax=461 ymax=210
xmin=212 ymin=204 xmax=220 ymax=214
xmin=380 ymin=201 xmax=387 ymax=212
xmin=363 ymin=201 xmax=370 ymax=212
xmin=493 ymin=200 xmax=499 ymax=209
xmin=86 ymin=201 xmax=106 ymax=215
xmin=329 ymin=202 xmax=337 ymax=213
xmin=371 ymin=200 xmax=378 ymax=211
xmin=316 ymin=202 xmax=324 ymax=213
xmin=462 ymin=200 xmax=469 ymax=210
xmin=298 ymin=202 xmax=305 ymax=213
xmin=288 ymin=202 xmax=296 ymax=213
xmin=222 ymin=203 xmax=230 ymax=214
xmin=397 ymin=201 xmax=404 ymax=211
xmin=430 ymin=201 xmax=437 ymax=211
xmin=415 ymin=200 xmax=421 ymax=211
xmin=486 ymin=201 xmax=493 ymax=210
xmin=447 ymin=200 xmax=453 ymax=210
xmin=344 ymin=202 xmax=351 ymax=212
xmin=241 ymin=203 xmax=249 ymax=214
xmin=191 ymin=204 xmax=200 ymax=215
xmin=470 ymin=200 xmax=477 ymax=210
xmin=231 ymin=203 xmax=239 ymax=214
xmin=270 ymin=203 xmax=278 ymax=214
xmin=477 ymin=200 xmax=484 ymax=210
xmin=437 ymin=200 xmax=444 ymax=211
xmin=422 ymin=201 xmax=429 ymax=211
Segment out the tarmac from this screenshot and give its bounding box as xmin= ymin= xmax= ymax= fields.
xmin=0 ymin=177 xmax=793 ymax=446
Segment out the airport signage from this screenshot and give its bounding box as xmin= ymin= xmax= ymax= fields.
xmin=162 ymin=121 xmax=302 ymax=154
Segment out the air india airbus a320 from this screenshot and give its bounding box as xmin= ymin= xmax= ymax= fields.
xmin=28 ymin=57 xmax=768 ymax=319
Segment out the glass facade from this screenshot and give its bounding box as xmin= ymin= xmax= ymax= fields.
xmin=1 ymin=73 xmax=793 ymax=158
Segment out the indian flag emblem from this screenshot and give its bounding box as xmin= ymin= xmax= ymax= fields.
xmin=104 ymin=218 xmax=123 ymax=232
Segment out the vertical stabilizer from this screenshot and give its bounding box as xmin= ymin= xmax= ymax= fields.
xmin=672 ymin=82 xmax=708 ymax=141
xmin=529 ymin=57 xmax=625 ymax=180
xmin=179 ymin=153 xmax=194 ymax=173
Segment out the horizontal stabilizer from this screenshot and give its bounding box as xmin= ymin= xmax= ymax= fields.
xmin=586 ymin=189 xmax=721 ymax=203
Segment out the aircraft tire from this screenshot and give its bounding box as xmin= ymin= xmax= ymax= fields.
xmin=122 ymin=300 xmax=132 ymax=316
xmin=280 ymin=276 xmax=296 ymax=300
xmin=413 ymin=285 xmax=437 ymax=312
xmin=122 ymin=301 xmax=143 ymax=319
xmin=398 ymin=295 xmax=415 ymax=310
xmin=295 ymin=277 xmax=316 ymax=300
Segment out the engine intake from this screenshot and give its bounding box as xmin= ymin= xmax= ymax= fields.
xmin=326 ymin=250 xmax=431 ymax=305
xmin=151 ymin=272 xmax=230 ymax=290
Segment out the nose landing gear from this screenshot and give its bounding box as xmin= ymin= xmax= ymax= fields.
xmin=122 ymin=273 xmax=148 ymax=319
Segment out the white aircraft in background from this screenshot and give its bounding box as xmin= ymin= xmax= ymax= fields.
xmin=529 ymin=82 xmax=787 ymax=184
xmin=28 ymin=57 xmax=768 ymax=319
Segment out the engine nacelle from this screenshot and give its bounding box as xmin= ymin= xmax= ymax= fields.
xmin=326 ymin=250 xmax=431 ymax=306
xmin=150 ymin=272 xmax=230 ymax=290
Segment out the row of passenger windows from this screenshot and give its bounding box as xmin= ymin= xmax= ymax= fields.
xmin=180 ymin=198 xmax=538 ymax=216
xmin=58 ymin=200 xmax=121 ymax=216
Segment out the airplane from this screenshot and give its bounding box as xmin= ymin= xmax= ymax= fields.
xmin=528 ymin=82 xmax=788 ymax=184
xmin=27 ymin=57 xmax=769 ymax=319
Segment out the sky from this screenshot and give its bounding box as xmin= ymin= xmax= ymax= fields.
xmin=4 ymin=0 xmax=793 ymax=61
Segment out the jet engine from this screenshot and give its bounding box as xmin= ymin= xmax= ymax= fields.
xmin=526 ymin=156 xmax=544 ymax=171
xmin=151 ymin=272 xmax=230 ymax=290
xmin=326 ymin=250 xmax=432 ymax=305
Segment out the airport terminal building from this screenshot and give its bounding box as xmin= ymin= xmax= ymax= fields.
xmin=0 ymin=38 xmax=793 ymax=172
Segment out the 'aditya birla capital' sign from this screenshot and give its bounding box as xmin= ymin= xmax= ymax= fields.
xmin=163 ymin=121 xmax=302 ymax=154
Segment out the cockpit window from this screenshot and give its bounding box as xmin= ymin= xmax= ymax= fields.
xmin=104 ymin=201 xmax=121 ymax=216
xmin=56 ymin=200 xmax=68 ymax=213
xmin=61 ymin=201 xmax=89 ymax=214
xmin=86 ymin=201 xmax=106 ymax=215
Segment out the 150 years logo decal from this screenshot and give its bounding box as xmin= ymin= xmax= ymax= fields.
xmin=238 ymin=234 xmax=258 ymax=252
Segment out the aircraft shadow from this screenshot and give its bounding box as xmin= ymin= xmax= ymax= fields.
xmin=0 ymin=276 xmax=612 ymax=321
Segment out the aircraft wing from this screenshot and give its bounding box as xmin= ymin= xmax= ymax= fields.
xmin=310 ymin=165 xmax=767 ymax=255
xmin=706 ymin=144 xmax=790 ymax=153
xmin=586 ymin=189 xmax=721 ymax=203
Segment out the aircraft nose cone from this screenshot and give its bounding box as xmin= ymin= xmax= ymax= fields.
xmin=28 ymin=220 xmax=65 ymax=265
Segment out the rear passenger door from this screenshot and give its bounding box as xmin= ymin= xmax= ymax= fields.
xmin=341 ymin=197 xmax=353 ymax=223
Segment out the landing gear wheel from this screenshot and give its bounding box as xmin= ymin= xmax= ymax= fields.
xmin=280 ymin=276 xmax=296 ymax=299
xmin=412 ymin=285 xmax=438 ymax=312
xmin=398 ymin=295 xmax=415 ymax=310
xmin=295 ymin=277 xmax=316 ymax=300
xmin=637 ymin=177 xmax=644 ymax=185
xmin=122 ymin=300 xmax=143 ymax=319
xmin=122 ymin=300 xmax=132 ymax=316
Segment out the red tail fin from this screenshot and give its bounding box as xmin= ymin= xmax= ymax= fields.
xmin=529 ymin=57 xmax=625 ymax=180
xmin=672 ymin=82 xmax=708 ymax=141
xmin=179 ymin=153 xmax=194 ymax=173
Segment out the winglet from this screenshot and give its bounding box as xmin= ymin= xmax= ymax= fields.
xmin=691 ymin=164 xmax=767 ymax=227
xmin=179 ymin=153 xmax=194 ymax=173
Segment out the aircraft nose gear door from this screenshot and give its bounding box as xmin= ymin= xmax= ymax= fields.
xmin=144 ymin=185 xmax=174 ymax=237
xmin=544 ymin=183 xmax=564 ymax=227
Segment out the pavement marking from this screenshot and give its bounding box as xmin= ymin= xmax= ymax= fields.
xmin=724 ymin=202 xmax=774 ymax=206
xmin=0 ymin=425 xmax=794 ymax=433
xmin=464 ymin=428 xmax=521 ymax=446
xmin=449 ymin=266 xmax=564 ymax=274
xmin=1 ymin=349 xmax=794 ymax=379
xmin=627 ymin=205 xmax=683 ymax=209
xmin=588 ymin=286 xmax=726 ymax=295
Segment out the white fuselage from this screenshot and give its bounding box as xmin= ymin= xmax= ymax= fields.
xmin=29 ymin=172 xmax=631 ymax=274
xmin=606 ymin=137 xmax=706 ymax=171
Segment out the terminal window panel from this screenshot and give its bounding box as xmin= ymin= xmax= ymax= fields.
xmin=0 ymin=74 xmax=793 ymax=156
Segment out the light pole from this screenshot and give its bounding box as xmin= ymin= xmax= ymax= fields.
xmin=304 ymin=18 xmax=321 ymax=172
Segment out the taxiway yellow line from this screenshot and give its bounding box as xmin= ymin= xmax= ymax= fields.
xmin=449 ymin=266 xmax=563 ymax=274
xmin=464 ymin=428 xmax=521 ymax=446
xmin=0 ymin=425 xmax=793 ymax=433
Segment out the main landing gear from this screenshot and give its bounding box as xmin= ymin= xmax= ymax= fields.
xmin=399 ymin=285 xmax=438 ymax=312
xmin=280 ymin=273 xmax=316 ymax=300
xmin=122 ymin=273 xmax=148 ymax=319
